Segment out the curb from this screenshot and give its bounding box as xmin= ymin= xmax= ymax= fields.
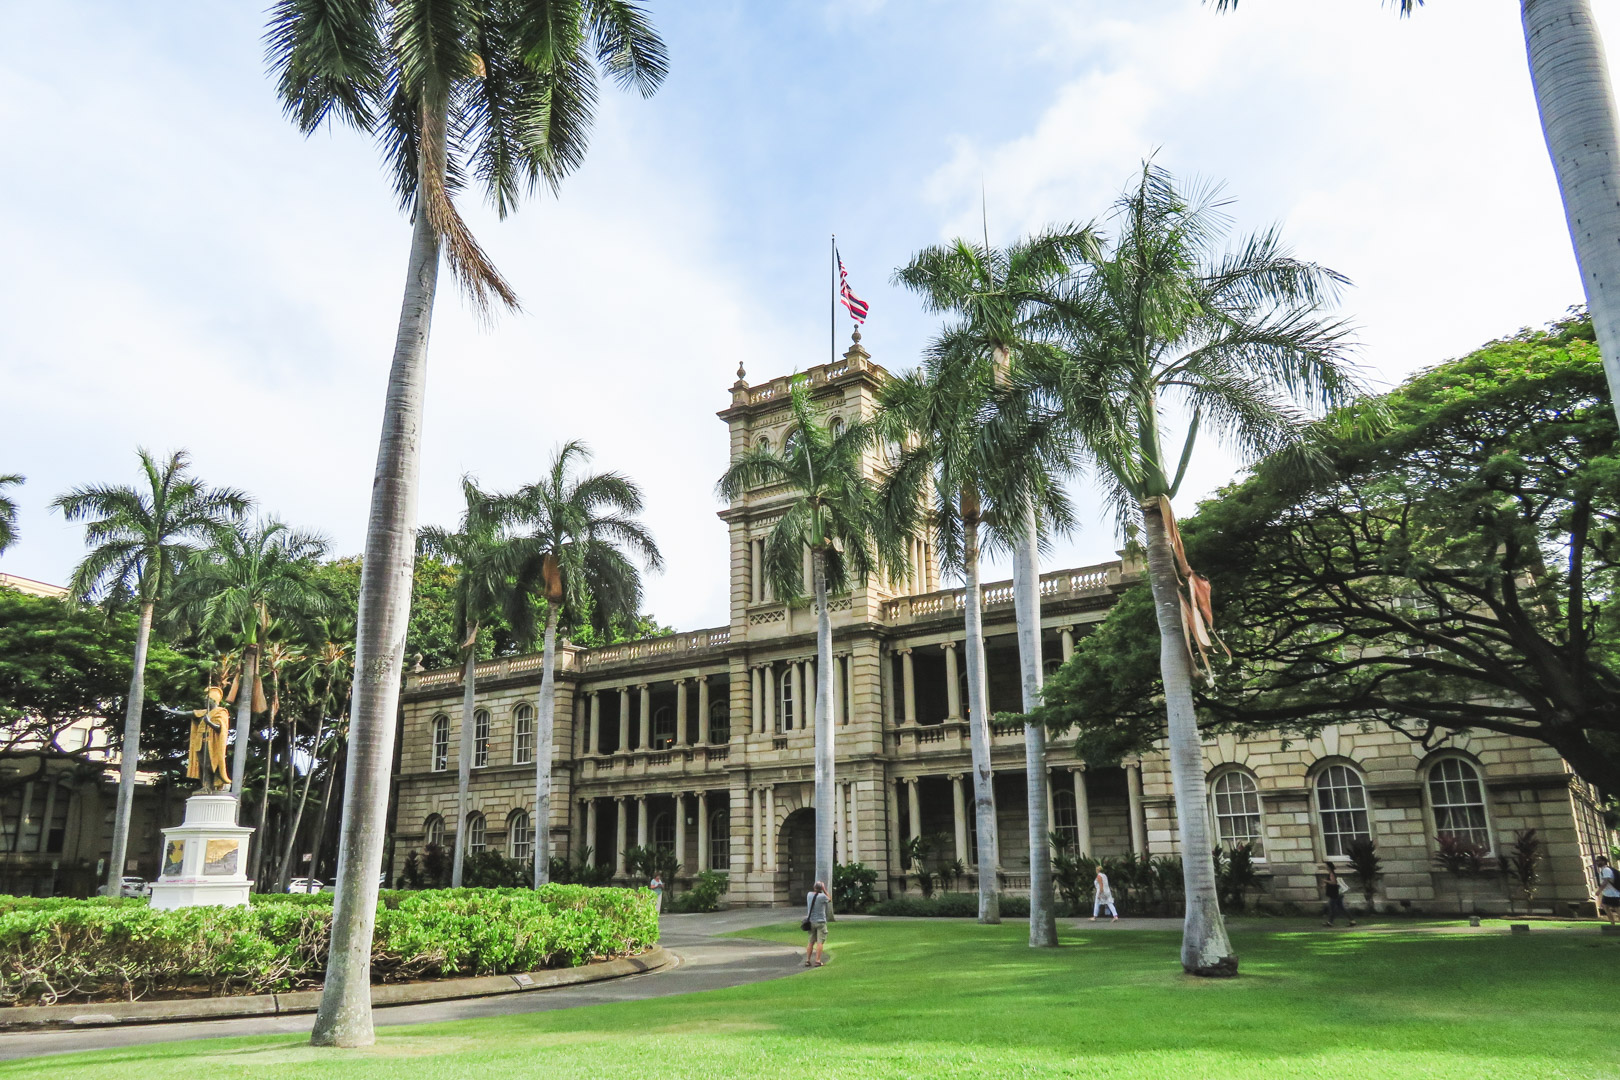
xmin=0 ymin=946 xmax=671 ymax=1031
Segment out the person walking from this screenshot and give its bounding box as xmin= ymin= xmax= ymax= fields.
xmin=1091 ymin=867 xmax=1119 ymax=921
xmin=804 ymin=880 xmax=831 ymax=967
xmin=649 ymin=872 xmax=664 ymax=914
xmin=1322 ymin=865 xmax=1356 ymax=927
xmin=1596 ymin=856 xmax=1620 ymax=926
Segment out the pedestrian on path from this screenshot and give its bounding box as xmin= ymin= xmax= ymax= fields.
xmin=1596 ymin=856 xmax=1620 ymax=926
xmin=649 ymin=873 xmax=664 ymax=914
xmin=1091 ymin=868 xmax=1119 ymax=921
xmin=1322 ymin=866 xmax=1356 ymax=927
xmin=804 ymin=880 xmax=830 ymax=967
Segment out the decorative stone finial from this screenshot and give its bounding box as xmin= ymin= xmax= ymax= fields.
xmin=842 ymin=326 xmax=871 ymax=364
xmin=737 ymin=361 xmax=747 ymax=382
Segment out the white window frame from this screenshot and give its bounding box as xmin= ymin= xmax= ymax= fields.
xmin=651 ymin=706 xmax=676 ymax=749
xmin=709 ymin=700 xmax=730 ymax=743
xmin=1209 ymin=768 xmax=1265 ymax=858
xmin=1315 ymin=763 xmax=1371 ymax=859
xmin=710 ymin=809 xmax=730 ymax=870
xmin=1052 ymin=787 xmax=1080 ymax=850
xmin=424 ymin=814 xmax=445 ymax=849
xmin=507 ymin=810 xmax=532 ymax=862
xmin=513 ymin=704 xmax=534 ymax=765
xmin=432 ymin=715 xmax=450 ymax=772
xmin=1426 ymin=756 xmax=1493 ymax=852
xmin=466 ymin=812 xmax=487 ymax=854
xmin=473 ymin=708 xmax=491 ymax=769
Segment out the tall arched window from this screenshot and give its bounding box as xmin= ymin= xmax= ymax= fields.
xmin=473 ymin=708 xmax=491 ymax=768
xmin=466 ymin=812 xmax=487 ymax=853
xmin=1052 ymin=788 xmax=1080 ymax=851
xmin=651 ymin=706 xmax=676 ymax=749
xmin=1315 ymin=764 xmax=1371 ymax=858
xmin=513 ymin=704 xmax=534 ymax=765
xmin=507 ymin=810 xmax=532 ymax=862
xmin=756 ymin=435 xmax=772 ymax=455
xmin=432 ymin=715 xmax=450 ymax=772
xmin=1210 ymin=770 xmax=1264 ymax=854
xmin=829 ymin=416 xmax=846 ymax=440
xmin=783 ymin=428 xmax=802 ymax=457
xmin=424 ymin=814 xmax=445 ymax=849
xmin=709 ymin=700 xmax=731 ymax=743
xmin=1428 ymin=757 xmax=1491 ymax=849
xmin=653 ymin=811 xmax=676 ymax=854
xmin=710 ymin=809 xmax=730 ymax=870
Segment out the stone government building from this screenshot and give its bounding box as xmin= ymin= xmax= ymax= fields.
xmin=390 ymin=340 xmax=1609 ymax=912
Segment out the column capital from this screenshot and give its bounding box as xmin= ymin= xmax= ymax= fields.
xmin=940 ymin=640 xmax=957 ymax=651
xmin=1073 ymin=762 xmax=1088 ymax=773
xmin=635 ymin=793 xmax=647 ymax=803
xmin=903 ymin=775 xmax=919 ymax=787
xmin=899 ymin=646 xmax=913 ymax=656
xmin=637 ymin=682 xmax=650 ymax=691
xmin=947 ymin=772 xmax=964 ymax=781
xmin=1121 ymin=758 xmax=1142 ymax=771
xmin=1057 ymin=624 xmax=1075 ymax=633
xmin=696 ymin=673 xmax=708 ymax=683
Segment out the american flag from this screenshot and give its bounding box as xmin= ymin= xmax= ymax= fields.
xmin=837 ymin=250 xmax=870 ymax=324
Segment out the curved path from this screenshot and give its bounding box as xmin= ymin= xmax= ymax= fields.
xmin=0 ymin=907 xmax=805 ymax=1063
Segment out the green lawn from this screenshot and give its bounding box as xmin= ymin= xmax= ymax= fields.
xmin=8 ymin=920 xmax=1615 ymax=1079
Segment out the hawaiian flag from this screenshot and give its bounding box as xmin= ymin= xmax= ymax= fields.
xmin=837 ymin=250 xmax=870 ymax=324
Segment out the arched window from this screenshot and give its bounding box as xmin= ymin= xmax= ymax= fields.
xmin=466 ymin=812 xmax=487 ymax=854
xmin=432 ymin=715 xmax=450 ymax=772
xmin=424 ymin=814 xmax=445 ymax=849
xmin=1052 ymin=787 xmax=1080 ymax=851
xmin=651 ymin=706 xmax=676 ymax=749
xmin=709 ymin=700 xmax=731 ymax=743
xmin=1315 ymin=764 xmax=1370 ymax=858
xmin=473 ymin=708 xmax=491 ymax=768
xmin=1428 ymin=757 xmax=1491 ymax=849
xmin=653 ymin=811 xmax=676 ymax=854
xmin=710 ymin=809 xmax=730 ymax=870
xmin=783 ymin=428 xmax=802 ymax=457
xmin=1210 ymin=770 xmax=1264 ymax=855
xmin=829 ymin=416 xmax=845 ymax=440
xmin=507 ymin=810 xmax=532 ymax=862
xmin=756 ymin=435 xmax=772 ymax=455
xmin=513 ymin=704 xmax=534 ymax=765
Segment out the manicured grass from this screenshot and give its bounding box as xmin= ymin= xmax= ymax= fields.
xmin=7 ymin=920 xmax=1615 ymax=1079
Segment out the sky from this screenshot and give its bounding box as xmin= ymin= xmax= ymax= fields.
xmin=2 ymin=0 xmax=1616 ymax=633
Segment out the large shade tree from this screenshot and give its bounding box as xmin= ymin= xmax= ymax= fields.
xmin=892 ymin=227 xmax=1096 ymax=947
xmin=266 ymin=0 xmax=668 ymax=1046
xmin=500 ymin=441 xmax=661 ymax=889
xmin=419 ymin=478 xmax=520 ymax=888
xmin=52 ymin=450 xmax=248 ymax=890
xmin=1031 ymin=163 xmax=1358 ymax=976
xmin=1213 ymin=0 xmax=1620 ymax=431
xmin=719 ymin=381 xmax=893 ymax=894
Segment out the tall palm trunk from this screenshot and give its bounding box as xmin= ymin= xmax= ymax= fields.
xmin=252 ymin=674 xmax=281 ymax=889
xmin=961 ymin=496 xmax=1000 ymax=923
xmin=1141 ymin=500 xmax=1236 ymax=976
xmin=277 ymin=710 xmax=327 ymax=892
xmin=106 ymin=599 xmax=154 ymax=888
xmin=308 ymin=728 xmax=344 ymax=884
xmin=812 ymin=547 xmax=836 ymax=892
xmin=1013 ymin=519 xmax=1057 ymax=946
xmin=229 ymin=643 xmax=259 ymax=807
xmin=311 ymin=126 xmax=444 ymax=1047
xmin=532 ymin=607 xmax=559 ymax=889
xmin=452 ymin=642 xmax=477 ymax=887
xmin=1523 ymin=0 xmax=1620 ymax=423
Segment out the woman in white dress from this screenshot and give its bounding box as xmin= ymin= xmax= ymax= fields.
xmin=1091 ymin=868 xmax=1119 ymax=921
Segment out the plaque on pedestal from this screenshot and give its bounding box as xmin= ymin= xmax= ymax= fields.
xmin=147 ymin=793 xmax=255 ymax=910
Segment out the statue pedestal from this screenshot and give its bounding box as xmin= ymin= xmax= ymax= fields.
xmin=147 ymin=793 xmax=254 ymax=910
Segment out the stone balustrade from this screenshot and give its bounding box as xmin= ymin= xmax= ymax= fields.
xmin=881 ymin=561 xmax=1121 ymax=625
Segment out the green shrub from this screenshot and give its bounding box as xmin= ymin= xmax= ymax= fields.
xmin=868 ymin=893 xmax=979 ymax=918
xmin=669 ymin=871 xmax=728 ymax=913
xmin=0 ymin=885 xmax=657 ymax=1006
xmin=833 ymin=863 xmax=878 ymax=912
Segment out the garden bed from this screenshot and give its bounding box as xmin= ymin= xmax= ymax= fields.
xmin=0 ymin=885 xmax=658 ymax=1007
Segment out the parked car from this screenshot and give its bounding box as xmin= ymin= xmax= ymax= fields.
xmin=287 ymin=878 xmax=323 ymax=894
xmin=120 ymin=876 xmax=146 ymax=898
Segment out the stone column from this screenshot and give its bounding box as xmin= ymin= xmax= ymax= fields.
xmin=1073 ymin=766 xmax=1092 ymax=854
xmin=674 ymin=792 xmax=687 ymax=873
xmin=1045 ymin=773 xmax=1055 ymax=847
xmin=845 ymin=781 xmax=858 ymax=863
xmin=614 ymin=796 xmax=627 ymax=877
xmin=676 ymin=679 xmax=689 ymax=746
xmin=883 ymin=650 xmax=897 ymax=728
xmin=751 ymin=788 xmax=763 ymax=871
xmin=790 ymin=661 xmax=804 ymax=730
xmin=765 ymin=664 xmax=777 ymax=733
xmin=765 ymin=785 xmax=777 ymax=872
xmin=586 ymin=799 xmax=599 ymax=866
xmin=639 ymin=684 xmax=652 ymax=747
xmin=950 ymin=773 xmax=968 ymax=864
xmin=1059 ymin=626 xmax=1075 ymax=663
xmin=943 ymin=642 xmax=961 ymax=719
xmin=901 ymin=649 xmax=917 ymax=724
xmin=697 ymin=676 xmax=710 ymax=743
xmin=618 ymin=687 xmax=631 ymax=750
xmin=905 ymin=777 xmax=922 ymax=845
xmin=697 ymin=791 xmax=710 ymax=872
xmin=752 ymin=539 xmax=763 ymax=604
xmin=589 ymin=691 xmax=601 ymax=754
xmin=636 ymin=794 xmax=648 ymax=850
xmin=831 ymin=655 xmax=844 ymax=726
xmin=886 ymin=781 xmax=902 ymax=875
xmin=750 ymin=667 xmax=763 ymax=734
xmin=833 ymin=779 xmax=845 ymax=864
xmin=806 ymin=658 xmax=817 ymax=725
xmin=1125 ymin=762 xmax=1146 ymax=855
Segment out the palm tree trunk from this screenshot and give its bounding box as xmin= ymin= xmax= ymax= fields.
xmin=105 ymin=599 xmax=153 ymax=890
xmin=452 ymin=645 xmax=476 ymax=888
xmin=310 ymin=150 xmax=443 ymax=1048
xmin=961 ymin=502 xmax=1001 ymax=924
xmin=812 ymin=548 xmax=836 ymax=892
xmin=229 ymin=644 xmax=258 ymax=808
xmin=532 ymin=607 xmax=559 ymax=890
xmin=1522 ymin=0 xmax=1620 ymax=424
xmin=277 ymin=711 xmax=327 ymax=893
xmin=308 ymin=729 xmax=343 ymax=884
xmin=252 ymin=688 xmax=278 ymax=889
xmin=1013 ymin=518 xmax=1057 ymax=946
xmin=1140 ymin=499 xmax=1236 ymax=977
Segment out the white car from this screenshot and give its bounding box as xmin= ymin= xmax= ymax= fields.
xmin=287 ymin=878 xmax=324 ymax=894
xmin=117 ymin=876 xmax=146 ymax=898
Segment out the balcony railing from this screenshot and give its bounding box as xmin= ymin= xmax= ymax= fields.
xmin=579 ymin=626 xmax=731 ymax=671
xmin=881 ymin=561 xmax=1121 ymax=625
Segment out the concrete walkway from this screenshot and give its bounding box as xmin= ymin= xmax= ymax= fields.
xmin=0 ymin=907 xmax=806 ymax=1063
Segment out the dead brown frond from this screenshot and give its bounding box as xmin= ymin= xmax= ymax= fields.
xmin=419 ymin=95 xmax=521 ymax=318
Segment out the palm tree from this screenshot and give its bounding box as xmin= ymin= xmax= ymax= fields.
xmin=51 ymin=450 xmax=249 ymax=891
xmin=499 ymin=442 xmax=662 ymax=890
xmin=177 ymin=519 xmax=332 ymax=821
xmin=0 ymin=474 xmax=22 ymax=554
xmin=1037 ymin=162 xmax=1358 ymax=975
xmin=892 ymin=227 xmax=1097 ymax=947
xmin=267 ymin=1 xmax=669 ymax=1047
xmin=419 ymin=478 xmax=520 ymax=888
xmin=1213 ymin=0 xmax=1620 ymax=428
xmin=719 ymin=381 xmax=893 ymax=894
xmin=275 ymin=625 xmax=353 ymax=893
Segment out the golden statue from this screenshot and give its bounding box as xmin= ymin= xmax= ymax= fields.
xmin=189 ymin=686 xmax=232 ymax=792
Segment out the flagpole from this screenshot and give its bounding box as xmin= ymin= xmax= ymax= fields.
xmin=830 ymin=234 xmax=837 ymax=366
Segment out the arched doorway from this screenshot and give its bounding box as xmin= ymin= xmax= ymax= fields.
xmin=780 ymin=808 xmax=816 ymax=900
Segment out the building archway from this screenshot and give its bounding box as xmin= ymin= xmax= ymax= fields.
xmin=780 ymin=807 xmax=816 ymax=900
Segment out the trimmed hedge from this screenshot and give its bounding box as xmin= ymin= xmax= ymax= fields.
xmin=0 ymin=885 xmax=658 ymax=1006
xmin=866 ymin=895 xmax=1081 ymax=918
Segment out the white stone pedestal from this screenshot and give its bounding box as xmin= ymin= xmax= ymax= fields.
xmin=147 ymin=793 xmax=255 ymax=910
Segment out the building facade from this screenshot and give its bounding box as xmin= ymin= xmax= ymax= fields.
xmin=390 ymin=340 xmax=1608 ymax=912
